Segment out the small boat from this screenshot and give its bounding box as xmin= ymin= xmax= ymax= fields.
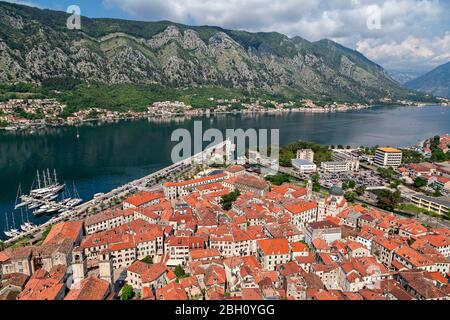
xmin=46 ymin=207 xmax=59 ymax=214
xmin=67 ymin=198 xmax=83 ymax=207
xmin=15 ymin=200 xmax=31 ymax=210
xmin=21 ymin=222 xmax=36 ymax=232
xmin=34 ymin=206 xmax=50 ymax=216
xmin=60 ymin=198 xmax=72 ymax=205
xmin=28 ymin=202 xmax=42 ymax=210
xmin=43 ymin=193 xmax=58 ymax=201
xmin=4 ymin=230 xmax=17 ymax=238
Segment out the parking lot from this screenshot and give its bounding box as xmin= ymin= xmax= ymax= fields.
xmin=319 ymin=168 xmax=388 ymax=189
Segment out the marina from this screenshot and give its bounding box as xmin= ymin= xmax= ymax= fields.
xmin=3 ymin=170 xmax=83 ymax=239
xmin=2 ymin=140 xmax=231 ymax=244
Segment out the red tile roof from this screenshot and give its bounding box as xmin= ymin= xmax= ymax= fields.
xmin=43 ymin=221 xmax=83 ymax=245
xmin=124 ymin=191 xmax=163 ymax=207
xmin=65 ymin=276 xmax=110 ymax=300
xmin=257 ymin=238 xmax=290 ymax=255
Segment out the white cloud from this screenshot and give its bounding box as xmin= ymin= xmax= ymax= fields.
xmin=357 ymin=32 xmax=450 ymax=71
xmin=102 ymin=0 xmax=449 ymax=72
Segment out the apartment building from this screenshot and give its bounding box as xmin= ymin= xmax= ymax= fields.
xmin=374 ymin=147 xmax=403 ymax=167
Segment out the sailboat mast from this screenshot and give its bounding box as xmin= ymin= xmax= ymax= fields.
xmin=5 ymin=213 xmax=9 ymax=230
xmin=73 ymin=182 xmax=80 ymax=198
xmin=14 ymin=184 xmax=21 ymax=207
xmin=37 ymin=170 xmax=41 ymax=189
xmin=11 ymin=212 xmax=15 ymax=229
xmin=54 ymin=169 xmax=58 ymax=185
xmin=42 ymin=170 xmax=47 ymax=188
xmin=47 ymin=169 xmax=52 ymax=186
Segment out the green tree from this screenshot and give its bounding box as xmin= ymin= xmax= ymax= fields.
xmin=121 ymin=284 xmax=135 ymax=301
xmin=347 ymin=180 xmax=356 ymax=189
xmin=174 ymin=265 xmax=187 ymax=279
xmin=377 ymin=167 xmax=395 ymax=180
xmin=220 ymin=190 xmax=241 ymax=211
xmin=377 ymin=190 xmax=401 ymax=211
xmin=312 ymin=173 xmax=320 ymax=183
xmin=141 ymin=256 xmax=153 ymax=265
xmin=312 ymin=183 xmax=321 ymax=193
xmin=414 ymin=177 xmax=428 ymax=188
xmin=355 ymin=186 xmax=366 ymax=196
xmin=265 ymin=173 xmax=290 ymax=186
xmin=344 ymin=192 xmax=357 ymax=203
xmin=0 ymin=241 xmax=4 ymax=251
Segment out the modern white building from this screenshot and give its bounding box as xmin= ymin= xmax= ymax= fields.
xmin=332 ymin=149 xmax=359 ymax=162
xmin=292 ymin=159 xmax=317 ymax=173
xmin=321 ymin=160 xmax=359 ymax=173
xmin=374 ymin=147 xmax=403 ymax=167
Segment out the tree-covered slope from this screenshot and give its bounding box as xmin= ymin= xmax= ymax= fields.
xmin=0 ymin=1 xmax=424 ymax=103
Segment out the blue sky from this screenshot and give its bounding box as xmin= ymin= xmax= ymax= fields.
xmin=7 ymin=0 xmax=450 ymax=73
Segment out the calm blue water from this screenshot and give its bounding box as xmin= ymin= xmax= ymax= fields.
xmin=0 ymin=105 xmax=449 ymax=239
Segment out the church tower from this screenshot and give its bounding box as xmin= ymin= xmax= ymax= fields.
xmin=72 ymin=247 xmax=87 ymax=287
xmin=99 ymin=250 xmax=114 ymax=289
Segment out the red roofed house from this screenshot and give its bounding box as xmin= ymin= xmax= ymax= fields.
xmin=257 ymin=239 xmax=291 ymax=271
xmin=65 ymin=276 xmax=111 ymax=300
xmin=371 ymin=237 xmax=404 ymax=267
xmin=43 ymin=221 xmax=84 ymax=246
xmin=189 ymin=248 xmax=222 ymax=262
xmin=123 ymin=191 xmax=163 ymax=209
xmin=305 ymin=221 xmax=342 ymax=246
xmin=17 ymin=265 xmax=67 ymax=300
xmin=163 ymin=173 xmax=228 ymax=199
xmin=284 ymin=201 xmax=318 ymax=228
xmin=164 ymin=236 xmax=206 ymax=266
xmin=126 ymin=261 xmax=167 ymax=292
xmin=157 ymin=282 xmax=188 ymax=300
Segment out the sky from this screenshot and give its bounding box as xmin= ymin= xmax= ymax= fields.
xmin=6 ymin=0 xmax=450 ymax=74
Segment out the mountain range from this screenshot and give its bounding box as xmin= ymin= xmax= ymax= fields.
xmin=0 ymin=1 xmax=429 ymax=103
xmin=406 ymin=62 xmax=450 ymax=99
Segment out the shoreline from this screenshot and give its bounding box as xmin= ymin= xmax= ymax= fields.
xmin=1 ymin=103 xmax=446 ymax=132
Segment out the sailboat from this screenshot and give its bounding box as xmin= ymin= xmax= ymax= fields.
xmin=10 ymin=212 xmax=19 ymax=234
xmin=21 ymin=207 xmax=36 ymax=232
xmin=14 ymin=185 xmax=31 ymax=210
xmin=4 ymin=212 xmax=22 ymax=238
xmin=4 ymin=213 xmax=15 ymax=238
xmin=66 ymin=182 xmax=83 ymax=207
xmin=30 ymin=169 xmax=65 ymax=197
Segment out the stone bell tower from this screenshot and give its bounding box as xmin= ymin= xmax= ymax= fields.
xmin=72 ymin=247 xmax=87 ymax=287
xmin=99 ymin=249 xmax=114 ymax=289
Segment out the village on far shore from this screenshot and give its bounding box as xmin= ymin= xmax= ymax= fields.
xmin=2 ymin=95 xmax=449 ymax=131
